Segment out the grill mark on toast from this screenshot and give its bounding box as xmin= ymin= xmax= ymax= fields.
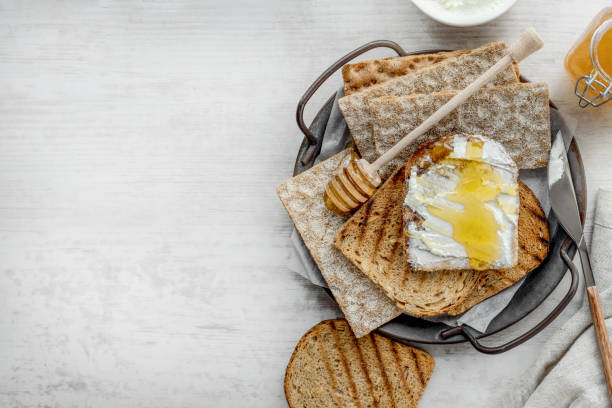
xmin=329 ymin=320 xmax=362 ymax=408
xmin=390 ymin=341 xmax=411 ymax=399
xmin=519 ymin=244 xmax=544 ymax=263
xmin=370 ymin=334 xmax=396 ymax=407
xmin=371 ymin=202 xmax=394 ymax=265
xmin=347 ymin=326 xmax=378 ymax=407
xmin=409 ymin=348 xmax=426 ymax=387
xmin=391 ymin=166 xmax=406 ymax=184
xmin=390 ymin=240 xmax=401 ymax=265
xmin=318 ymin=325 xmax=341 ymax=407
xmin=530 ymin=206 xmax=547 ymax=223
xmin=357 ymin=200 xmax=375 ymax=245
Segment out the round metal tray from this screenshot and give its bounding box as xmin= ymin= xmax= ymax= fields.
xmin=293 ymin=40 xmax=584 ymax=354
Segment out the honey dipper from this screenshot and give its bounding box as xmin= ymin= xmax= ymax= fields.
xmin=324 ymin=28 xmax=544 ymax=215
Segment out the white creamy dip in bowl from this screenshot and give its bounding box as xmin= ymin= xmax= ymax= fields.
xmin=411 ymin=0 xmax=518 ymax=27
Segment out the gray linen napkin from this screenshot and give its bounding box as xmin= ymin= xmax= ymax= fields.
xmin=501 ymin=189 xmax=612 ymax=408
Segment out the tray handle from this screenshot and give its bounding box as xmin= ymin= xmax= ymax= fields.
xmin=296 ymin=40 xmax=407 ymax=165
xmin=445 ymin=238 xmax=579 ymax=354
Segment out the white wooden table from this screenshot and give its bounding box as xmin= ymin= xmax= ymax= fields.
xmin=0 ymin=1 xmax=611 ymax=407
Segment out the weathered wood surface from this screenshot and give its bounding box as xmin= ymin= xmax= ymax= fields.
xmin=0 ymin=1 xmax=610 ymax=406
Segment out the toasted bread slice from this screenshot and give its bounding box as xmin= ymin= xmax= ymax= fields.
xmin=370 ymin=82 xmax=551 ymax=178
xmin=338 ymin=41 xmax=519 ymax=163
xmin=334 ymin=161 xmax=549 ymax=317
xmin=284 ymin=319 xmax=434 ymax=408
xmin=334 ymin=165 xmax=479 ymax=316
xmin=342 ymin=50 xmax=469 ymax=96
xmin=276 ymin=150 xmax=401 ymax=337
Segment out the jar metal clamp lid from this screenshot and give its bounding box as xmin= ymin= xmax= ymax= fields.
xmin=575 ymin=19 xmax=612 ymax=107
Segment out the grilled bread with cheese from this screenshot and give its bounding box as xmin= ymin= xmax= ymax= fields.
xmin=403 ymin=134 xmax=520 ymax=272
xmin=334 ymin=143 xmax=549 ymax=316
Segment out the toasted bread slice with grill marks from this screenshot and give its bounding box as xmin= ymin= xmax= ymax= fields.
xmin=334 ymin=164 xmax=480 ymax=316
xmin=334 ymin=155 xmax=549 ymax=316
xmin=284 ymin=318 xmax=434 ymax=408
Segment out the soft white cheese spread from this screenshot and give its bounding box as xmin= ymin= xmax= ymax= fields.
xmin=548 ymin=134 xmax=565 ymax=184
xmin=437 ymin=0 xmax=496 ymax=9
xmin=404 ymin=134 xmax=519 ymax=271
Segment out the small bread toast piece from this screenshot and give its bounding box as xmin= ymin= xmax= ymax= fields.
xmin=284 ymin=318 xmax=434 ymax=408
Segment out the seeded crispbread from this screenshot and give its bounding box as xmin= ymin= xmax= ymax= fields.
xmin=337 ymin=41 xmax=519 ymax=163
xmin=276 ymin=150 xmax=401 ymax=337
xmin=342 ymin=50 xmax=469 ymax=96
xmin=284 ymin=318 xmax=434 ymax=408
xmin=370 ymin=82 xmax=551 ymax=178
xmin=334 ymin=156 xmax=549 ymax=317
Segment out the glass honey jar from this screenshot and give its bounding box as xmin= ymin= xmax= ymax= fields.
xmin=564 ymin=8 xmax=612 ymax=107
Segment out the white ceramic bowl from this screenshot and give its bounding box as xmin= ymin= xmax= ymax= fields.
xmin=411 ymin=0 xmax=518 ymax=27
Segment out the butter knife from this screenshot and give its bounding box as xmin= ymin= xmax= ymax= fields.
xmin=548 ymin=131 xmax=612 ymax=402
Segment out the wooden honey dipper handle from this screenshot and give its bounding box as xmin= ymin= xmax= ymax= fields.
xmin=368 ymin=27 xmax=544 ymax=174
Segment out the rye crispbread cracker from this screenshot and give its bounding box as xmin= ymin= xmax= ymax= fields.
xmin=284 ymin=319 xmax=434 ymax=408
xmin=371 ymin=82 xmax=551 ymax=178
xmin=276 ymin=150 xmax=401 ymax=337
xmin=342 ymin=50 xmax=469 ymax=96
xmin=337 ymin=41 xmax=519 ymax=163
xmin=334 ymin=160 xmax=549 ymax=317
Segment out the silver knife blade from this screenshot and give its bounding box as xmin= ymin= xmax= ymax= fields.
xmin=548 ymin=131 xmax=595 ymax=287
xmin=548 ymin=131 xmax=583 ymax=243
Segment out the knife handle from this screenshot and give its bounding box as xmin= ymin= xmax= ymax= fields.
xmin=587 ymin=285 xmax=612 ymax=403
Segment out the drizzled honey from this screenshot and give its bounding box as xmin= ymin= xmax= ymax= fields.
xmin=423 ymin=140 xmax=517 ymax=270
